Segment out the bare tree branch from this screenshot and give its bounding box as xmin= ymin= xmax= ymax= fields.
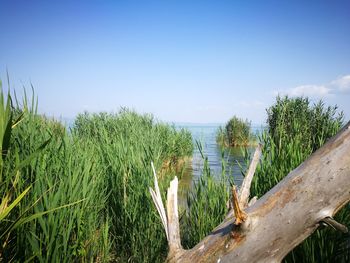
xmin=149 ymin=162 xmax=168 ymax=241
xmin=166 ymin=177 xmax=184 ymax=260
xmin=239 ymin=144 xmax=262 ymax=208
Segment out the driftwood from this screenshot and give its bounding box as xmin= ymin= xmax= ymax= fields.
xmin=149 ymin=122 xmax=350 ymax=263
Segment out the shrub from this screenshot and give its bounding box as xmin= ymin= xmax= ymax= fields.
xmin=217 ymin=116 xmax=254 ymax=147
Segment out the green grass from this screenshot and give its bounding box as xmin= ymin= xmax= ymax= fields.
xmin=180 ymin=142 xmax=230 ymax=248
xmin=181 ymin=96 xmax=349 ymax=261
xmin=2 ymin=80 xmax=349 ymax=262
xmin=248 ymin=96 xmax=349 ymax=263
xmin=72 ymin=110 xmax=193 ymax=262
xmin=217 ymin=115 xmax=256 ymax=147
xmin=1 ymin=95 xmax=111 ymax=262
xmin=0 ymin=83 xmax=193 ymax=262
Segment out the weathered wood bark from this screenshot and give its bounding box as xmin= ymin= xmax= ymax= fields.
xmin=150 ymin=122 xmax=350 ymax=263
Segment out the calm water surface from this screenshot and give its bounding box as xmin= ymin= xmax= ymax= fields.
xmin=175 ymin=124 xmax=263 ymax=204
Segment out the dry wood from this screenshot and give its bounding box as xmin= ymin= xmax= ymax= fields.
xmin=321 ymin=217 xmax=348 ymax=233
xmin=149 ymin=162 xmax=168 ymax=241
xmin=239 ymin=144 xmax=262 ymax=208
xmin=150 ymin=122 xmax=350 ymax=263
xmin=149 ymin=165 xmax=184 ymax=261
xmin=232 ymin=185 xmax=247 ymax=225
xmin=166 ymin=177 xmax=184 ymax=260
xmin=226 ymin=145 xmax=261 ymax=220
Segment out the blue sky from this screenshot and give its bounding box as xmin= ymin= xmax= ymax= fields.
xmin=1 ymin=0 xmax=350 ymax=124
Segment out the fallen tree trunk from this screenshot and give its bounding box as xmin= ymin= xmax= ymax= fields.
xmin=150 ymin=121 xmax=350 ymax=263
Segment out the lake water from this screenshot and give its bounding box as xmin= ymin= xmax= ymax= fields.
xmin=175 ymin=124 xmax=263 ymax=201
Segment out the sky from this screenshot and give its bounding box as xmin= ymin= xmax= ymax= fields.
xmin=1 ymin=0 xmax=350 ymax=124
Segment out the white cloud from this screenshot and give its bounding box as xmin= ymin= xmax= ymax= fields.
xmin=275 ymin=74 xmax=350 ymax=98
xmin=330 ymin=75 xmax=350 ymax=93
xmin=287 ymin=85 xmax=330 ymax=97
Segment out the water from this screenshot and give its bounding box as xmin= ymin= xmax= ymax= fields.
xmin=176 ymin=124 xmax=243 ymax=182
xmin=175 ymin=123 xmax=263 ymax=203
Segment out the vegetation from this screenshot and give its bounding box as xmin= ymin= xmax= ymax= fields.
xmin=217 ymin=115 xmax=255 ymax=147
xmin=2 ymin=79 xmax=349 ymax=262
xmin=72 ymin=110 xmax=193 ymax=262
xmin=184 ymin=96 xmax=349 ymax=262
xmin=249 ymin=96 xmax=349 ymax=263
xmin=0 ymin=83 xmax=193 ymax=262
xmin=180 ymin=142 xmax=230 ymax=248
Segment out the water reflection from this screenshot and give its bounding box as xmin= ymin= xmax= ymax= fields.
xmin=175 ymin=123 xmax=260 ymax=207
xmin=177 ymin=124 xmax=248 ymax=177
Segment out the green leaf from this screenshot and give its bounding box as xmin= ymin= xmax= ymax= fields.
xmin=1 ymin=198 xmax=86 ymax=240
xmin=16 ymin=136 xmax=52 ymax=170
xmin=0 ymin=186 xmax=31 ymax=222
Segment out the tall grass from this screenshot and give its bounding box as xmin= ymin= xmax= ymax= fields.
xmin=3 ymin=80 xmax=348 ymax=262
xmin=249 ymin=96 xmax=348 ymax=263
xmin=0 ymin=87 xmax=31 ymax=260
xmin=72 ymin=110 xmax=193 ymax=262
xmin=181 ymin=142 xmax=230 ymax=248
xmin=181 ymin=96 xmax=348 ymax=261
xmin=1 ymin=90 xmax=111 ymax=262
xmin=0 ymin=83 xmax=193 ymax=262
xmin=217 ymin=116 xmax=255 ymax=147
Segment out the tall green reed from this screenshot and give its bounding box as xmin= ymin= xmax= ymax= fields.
xmin=72 ymin=110 xmax=193 ymax=262
xmin=1 ymin=90 xmax=193 ymax=262
xmin=4 ymin=95 xmax=111 ymax=262
xmin=249 ymin=96 xmax=348 ymax=263
xmin=181 ymin=141 xmax=230 ymax=248
xmin=217 ymin=115 xmax=255 ymax=147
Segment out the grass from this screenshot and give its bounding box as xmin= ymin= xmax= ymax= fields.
xmin=1 ymin=92 xmax=111 ymax=262
xmin=217 ymin=115 xmax=256 ymax=147
xmin=2 ymin=80 xmax=349 ymax=262
xmin=248 ymin=96 xmax=349 ymax=263
xmin=180 ymin=142 xmax=230 ymax=248
xmin=72 ymin=110 xmax=193 ymax=262
xmin=181 ymin=95 xmax=349 ymax=261
xmin=0 ymin=83 xmax=193 ymax=262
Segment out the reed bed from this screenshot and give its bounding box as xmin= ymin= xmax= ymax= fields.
xmin=0 ymin=84 xmax=193 ymax=262
xmin=249 ymin=96 xmax=349 ymax=263
xmin=2 ymin=80 xmax=349 ymax=262
xmin=183 ymin=96 xmax=349 ymax=261
xmin=180 ymin=142 xmax=230 ymax=249
xmin=72 ymin=110 xmax=193 ymax=262
xmin=1 ymin=89 xmax=110 ymax=262
xmin=216 ymin=115 xmax=255 ymax=147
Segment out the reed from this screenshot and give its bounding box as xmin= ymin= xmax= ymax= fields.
xmin=248 ymin=96 xmax=348 ymax=263
xmin=180 ymin=142 xmax=230 ymax=248
xmin=0 ymin=83 xmax=193 ymax=262
xmin=72 ymin=110 xmax=193 ymax=262
xmin=217 ymin=115 xmax=255 ymax=147
xmin=1 ymin=92 xmax=111 ymax=262
xmin=3 ymin=79 xmax=348 ymax=262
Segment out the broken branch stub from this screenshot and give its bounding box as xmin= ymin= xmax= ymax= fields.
xmin=321 ymin=217 xmax=348 ymax=233
xmin=232 ymin=185 xmax=247 ymax=225
xmin=239 ymin=144 xmax=262 ymax=208
xmin=149 ymin=162 xmax=168 ymax=241
xmin=225 ymin=145 xmax=262 ymax=220
xmin=149 ymin=164 xmax=183 ymax=261
xmin=166 ymin=177 xmax=184 ymax=260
